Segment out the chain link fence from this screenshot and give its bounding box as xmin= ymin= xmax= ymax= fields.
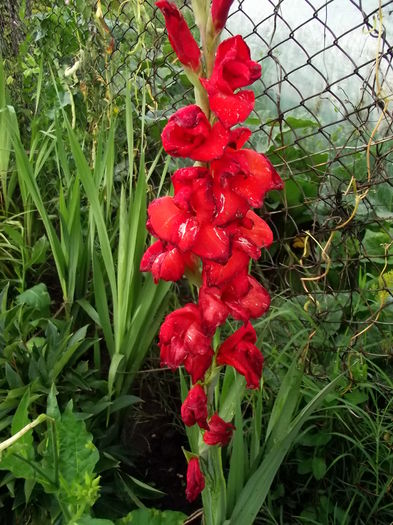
xmin=4 ymin=0 xmax=393 ymax=356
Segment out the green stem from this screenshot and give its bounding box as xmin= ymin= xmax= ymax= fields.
xmin=202 ymin=446 xmax=227 ymax=525
xmin=49 ymin=419 xmax=59 ymax=487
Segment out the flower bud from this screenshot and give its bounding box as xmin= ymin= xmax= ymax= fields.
xmin=156 ymin=1 xmax=201 ymax=72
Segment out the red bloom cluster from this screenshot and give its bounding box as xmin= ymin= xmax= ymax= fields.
xmin=142 ymin=0 xmax=283 ymax=503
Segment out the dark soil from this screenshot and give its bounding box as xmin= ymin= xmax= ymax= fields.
xmin=127 ymin=360 xmax=201 ymax=518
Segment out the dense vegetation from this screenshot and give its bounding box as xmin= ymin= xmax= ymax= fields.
xmin=0 ymin=2 xmax=392 ymax=524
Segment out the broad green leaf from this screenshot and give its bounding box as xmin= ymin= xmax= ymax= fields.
xmin=50 ymin=325 xmax=90 ymax=382
xmin=228 ymin=374 xmax=343 ymax=525
xmin=109 ymin=395 xmax=141 ymax=414
xmin=285 ymin=116 xmax=319 ymax=129
xmin=108 ymin=354 xmax=124 ymax=399
xmin=76 ymin=517 xmax=115 ymax=525
xmin=11 ymin=388 xmax=31 ymax=437
xmin=265 ymin=357 xmax=304 ymax=447
xmin=56 ymin=401 xmax=99 ymax=487
xmin=226 ymin=395 xmax=245 ymax=515
xmin=116 ymin=509 xmax=186 ymax=525
xmin=362 ymin=228 xmax=393 ymax=264
xmin=16 ymin=283 xmax=50 ymax=314
xmin=312 ymin=457 xmax=327 ymax=480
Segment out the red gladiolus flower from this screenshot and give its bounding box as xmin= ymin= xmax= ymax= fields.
xmin=223 ymin=275 xmax=271 ymax=321
xmin=199 ymin=285 xmax=229 ymax=332
xmin=207 ymin=89 xmax=255 ymax=129
xmin=203 ymin=413 xmax=235 ymax=446
xmin=156 ymin=1 xmax=201 ymax=72
xmin=211 ymin=148 xmax=283 ymax=208
xmin=161 ymin=105 xmax=229 ymax=162
xmin=192 ymin=223 xmax=231 ymax=262
xmin=172 ymin=165 xmax=249 ymax=227
xmin=147 ymin=196 xmax=199 ymax=253
xmin=140 ymin=240 xmax=197 ymax=283
xmin=228 ymin=126 xmax=252 ymax=149
xmin=159 ymin=304 xmax=213 ymax=373
xmin=200 ymin=273 xmax=270 ymax=325
xmin=201 ymin=36 xmax=261 ymax=127
xmin=184 ymin=347 xmax=215 ymax=384
xmin=172 ymin=167 xmax=210 ymax=213
xmin=231 ymin=210 xmax=274 ymax=259
xmin=210 ymin=36 xmax=261 ymax=93
xmin=217 ymin=322 xmax=263 ymax=389
xmin=147 ymin=195 xmax=231 ymax=263
xmin=203 ymin=249 xmax=250 ymax=287
xmin=181 ymin=384 xmax=209 ymax=430
xmin=186 ymin=457 xmax=205 ymax=502
xmin=211 ymin=0 xmax=236 ymax=32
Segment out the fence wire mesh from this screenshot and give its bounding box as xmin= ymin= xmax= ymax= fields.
xmin=3 ymin=0 xmax=393 ymax=358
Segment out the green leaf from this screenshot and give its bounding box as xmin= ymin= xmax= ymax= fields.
xmin=285 ymin=116 xmax=319 ymax=129
xmin=5 ymin=108 xmax=67 ymax=299
xmin=312 ymin=457 xmax=327 ymax=480
xmin=116 ymin=508 xmax=186 ymax=525
xmin=108 ymin=354 xmax=124 ymax=400
xmin=11 ymin=388 xmax=31 ymax=437
xmin=227 ymin=394 xmax=246 ymax=515
xmin=16 ymin=283 xmax=50 ymax=314
xmin=369 ymin=184 xmax=393 ymax=219
xmin=228 ymin=374 xmax=344 ymax=525
xmin=265 ymin=357 xmax=304 ymax=447
xmin=64 ymin=115 xmax=117 ymax=305
xmin=56 ymin=401 xmax=99 ymax=488
xmin=76 ymin=517 xmax=115 ymax=525
xmin=109 ymin=395 xmax=141 ymax=414
xmin=297 ymin=458 xmax=312 ymax=475
xmin=344 ymin=390 xmax=369 ymax=405
xmin=362 ymin=228 xmax=393 ymax=264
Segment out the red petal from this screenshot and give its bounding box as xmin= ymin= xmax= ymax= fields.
xmin=192 ymin=224 xmax=231 ymax=263
xmin=228 ymin=127 xmax=252 ymax=149
xmin=224 ymin=276 xmax=271 ymax=321
xmin=161 ymin=105 xmax=210 ymax=158
xmin=232 ymin=211 xmax=274 ymax=259
xmin=217 ymin=322 xmax=263 ymax=389
xmin=230 ymin=150 xmax=283 ymax=206
xmin=209 ymin=90 xmax=255 ymax=128
xmin=181 ymin=384 xmax=209 ymax=430
xmin=151 ymin=247 xmax=185 ymax=282
xmin=184 ymin=347 xmax=214 ymax=384
xmin=213 ymin=184 xmax=249 ymax=226
xmin=198 ymin=285 xmax=229 ymax=333
xmin=211 ymin=0 xmax=236 ymax=31
xmin=192 ymin=121 xmax=229 ymax=161
xmin=140 ymin=240 xmax=165 ymax=272
xmin=203 ymin=413 xmax=235 ymax=446
xmin=148 ymin=197 xmax=189 ymax=241
xmin=190 ymin=178 xmax=215 ymax=223
xmin=203 ymin=249 xmax=249 ymax=286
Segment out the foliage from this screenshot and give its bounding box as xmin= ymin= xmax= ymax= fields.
xmin=0 ymin=0 xmax=392 ymax=524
